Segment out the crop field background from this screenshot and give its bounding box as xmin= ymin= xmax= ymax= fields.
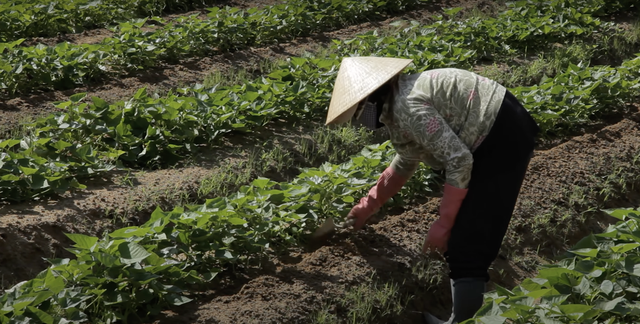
xmin=1 ymin=0 xmax=640 ymax=323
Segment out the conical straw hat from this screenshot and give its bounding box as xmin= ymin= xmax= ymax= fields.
xmin=325 ymin=56 xmax=413 ymax=125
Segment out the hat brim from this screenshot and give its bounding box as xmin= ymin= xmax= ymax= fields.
xmin=325 ymin=56 xmax=413 ymax=125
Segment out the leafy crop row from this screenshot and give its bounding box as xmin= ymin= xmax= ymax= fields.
xmin=1 ymin=1 xmax=639 ymax=202
xmin=0 ymin=58 xmax=337 ymax=202
xmin=340 ymin=0 xmax=609 ymax=61
xmin=1 ymin=0 xmax=635 ymax=43
xmin=511 ymin=59 xmax=640 ymax=134
xmin=0 ymin=0 xmax=221 ymax=42
xmin=0 ymin=0 xmax=622 ymax=97
xmin=470 ymin=208 xmax=640 ymax=324
xmin=0 ymin=141 xmax=436 ymax=324
xmin=0 ymin=0 xmax=425 ymax=96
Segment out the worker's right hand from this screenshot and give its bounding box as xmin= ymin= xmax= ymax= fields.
xmin=346 ymin=203 xmax=376 ymax=230
xmin=347 ymin=167 xmax=409 ymax=230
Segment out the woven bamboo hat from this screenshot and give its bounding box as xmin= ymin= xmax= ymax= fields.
xmin=325 ymin=56 xmax=413 ymax=125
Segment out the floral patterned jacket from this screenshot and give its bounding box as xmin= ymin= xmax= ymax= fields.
xmin=380 ymin=68 xmax=506 ymax=189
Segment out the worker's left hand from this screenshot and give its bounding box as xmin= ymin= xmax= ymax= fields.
xmin=422 ymin=183 xmax=468 ymax=255
xmin=422 ymin=218 xmax=452 ymax=254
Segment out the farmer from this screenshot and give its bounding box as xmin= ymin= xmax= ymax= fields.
xmin=324 ymin=57 xmax=539 ymax=323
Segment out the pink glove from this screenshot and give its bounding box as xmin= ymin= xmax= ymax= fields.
xmin=423 ymin=183 xmax=468 ymax=253
xmin=347 ymin=167 xmax=408 ymax=230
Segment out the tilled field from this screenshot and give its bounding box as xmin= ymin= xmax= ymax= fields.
xmin=0 ymin=0 xmax=498 ymax=288
xmin=0 ymin=0 xmax=492 ymax=136
xmin=1 ymin=0 xmax=639 ymax=323
xmin=140 ymin=107 xmax=640 ymax=324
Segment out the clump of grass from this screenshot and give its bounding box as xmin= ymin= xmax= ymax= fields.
xmin=313 ymin=305 xmax=339 ymax=324
xmin=478 ymin=42 xmax=596 ymax=88
xmin=261 ymin=142 xmax=293 ymax=173
xmin=546 ymin=42 xmax=595 ymax=71
xmin=311 ymin=275 xmax=410 ymax=324
xmin=299 ymin=124 xmax=378 ymax=165
xmin=411 ymin=258 xmax=447 ymax=289
xmin=598 ymin=20 xmax=640 ymax=64
xmin=203 ymin=57 xmax=284 ymax=88
xmin=4 ymin=115 xmax=36 ymax=140
xmin=198 ymin=159 xmax=253 ymax=198
xmin=197 ymin=123 xmax=379 ymax=199
xmin=458 ymin=1 xmax=508 ymax=21
xmin=343 ymin=280 xmax=408 ymax=324
xmin=310 ymin=258 xmax=448 ymax=324
xmin=204 ymin=68 xmax=253 ymax=88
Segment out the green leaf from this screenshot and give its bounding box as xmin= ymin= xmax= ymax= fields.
xmin=43 ymin=273 xmax=65 ymax=295
xmin=116 ymin=122 xmax=130 ymax=138
xmin=493 ymin=284 xmax=516 ymax=297
xmin=573 ymin=276 xmax=591 ymax=295
xmin=91 ymin=96 xmax=109 ymax=109
xmin=52 ymin=140 xmax=73 ymax=151
xmin=135 ymin=288 xmax=155 ymax=303
xmin=1 ymin=174 xmax=20 ymax=181
xmin=443 ymin=7 xmax=463 ymax=16
xmin=104 ymin=290 xmax=130 ymax=305
xmin=557 ymin=304 xmax=593 ymax=315
xmin=570 ymin=248 xmax=599 ymax=258
xmin=342 ymin=196 xmax=355 ymax=203
xmin=228 ymin=218 xmax=247 ymax=225
xmin=600 ymin=280 xmax=613 ymax=294
xmin=29 ymin=174 xmax=49 ymax=190
xmin=537 ymin=268 xmax=579 ymax=284
xmin=166 ymin=294 xmax=192 ymax=306
xmin=624 ymin=256 xmax=640 ymax=276
xmin=252 ymin=177 xmax=273 ymax=189
xmin=526 ymin=288 xmax=552 ymax=298
xmin=474 ymin=316 xmax=507 ymax=324
xmin=133 ymin=88 xmax=148 ymax=100
xmin=35 ymin=138 xmax=51 ymax=145
xmin=110 ymin=226 xmax=152 ymax=239
xmin=202 ymin=270 xmax=219 ymax=282
xmin=570 ymin=234 xmax=599 ymax=257
xmin=18 ymin=166 xmax=38 ymax=176
xmin=595 ymin=296 xmax=624 ymax=311
xmin=0 ymin=139 xmax=20 ymax=148
xmin=11 ymin=296 xmax=37 ymax=314
xmin=611 ymin=243 xmax=640 ymax=254
xmin=605 ymin=208 xmax=637 ymax=220
xmin=65 ymin=233 xmax=98 ymax=250
xmin=26 ymin=306 xmax=54 ymax=324
xmin=540 ymin=294 xmax=569 ymax=305
xmin=69 ymin=93 xmax=87 ymax=103
xmin=118 ymin=242 xmax=152 ymax=264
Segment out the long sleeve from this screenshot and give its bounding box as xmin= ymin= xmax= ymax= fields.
xmin=403 ymin=100 xmax=474 ymax=189
xmin=381 ymin=69 xmax=505 ymax=189
xmin=389 ymin=153 xmax=420 ymax=179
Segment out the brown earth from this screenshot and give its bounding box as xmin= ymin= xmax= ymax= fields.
xmin=0 ymin=0 xmax=639 ymax=323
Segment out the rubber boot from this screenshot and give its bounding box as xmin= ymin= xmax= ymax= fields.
xmin=423 ymin=277 xmax=486 ymax=324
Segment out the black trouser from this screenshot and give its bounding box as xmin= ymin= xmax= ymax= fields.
xmin=445 ymin=90 xmax=540 ymax=281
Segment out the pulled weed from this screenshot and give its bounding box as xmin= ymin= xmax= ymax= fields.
xmin=311 ymin=274 xmax=411 ymax=324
